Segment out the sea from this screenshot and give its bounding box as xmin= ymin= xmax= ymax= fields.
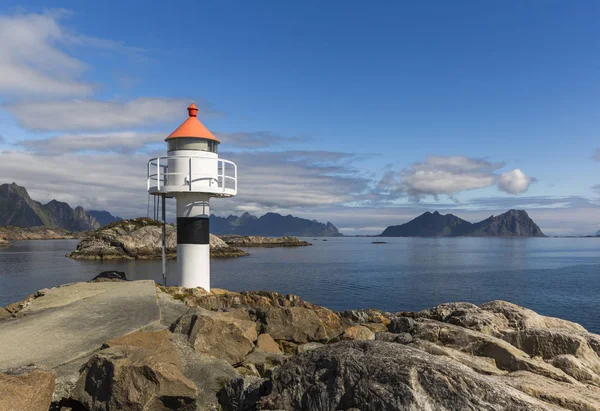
xmin=1 ymin=237 xmax=599 ymax=333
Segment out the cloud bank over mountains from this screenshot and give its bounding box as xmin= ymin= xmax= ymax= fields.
xmin=0 ymin=10 xmax=597 ymax=235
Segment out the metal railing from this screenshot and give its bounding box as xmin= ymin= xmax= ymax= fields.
xmin=147 ymin=156 xmax=237 ymax=196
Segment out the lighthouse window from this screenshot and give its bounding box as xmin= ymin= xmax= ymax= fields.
xmin=167 ymin=138 xmax=219 ymax=153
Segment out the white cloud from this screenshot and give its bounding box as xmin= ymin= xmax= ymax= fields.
xmin=0 ymin=10 xmax=148 ymax=98
xmin=16 ymin=129 xmax=302 ymax=155
xmin=0 ymin=11 xmax=93 ymax=97
xmin=377 ymin=156 xmax=534 ymax=200
xmin=497 ymin=169 xmax=534 ymax=194
xmin=219 ymin=150 xmax=370 ymax=209
xmin=0 ymin=150 xmax=148 ymax=216
xmin=0 ymin=148 xmax=370 ymax=218
xmin=4 ymin=98 xmax=213 ymax=132
xmin=379 ymin=156 xmax=501 ymax=200
xmin=18 ymin=131 xmax=165 ymax=154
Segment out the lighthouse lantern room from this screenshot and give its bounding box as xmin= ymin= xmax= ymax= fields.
xmin=147 ymin=104 xmax=237 ymax=290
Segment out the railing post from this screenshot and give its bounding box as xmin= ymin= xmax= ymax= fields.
xmin=188 ymin=157 xmax=192 ymax=191
xmin=221 ymin=160 xmax=225 ymax=193
xmin=234 ymin=163 xmax=238 ymax=193
xmin=157 ymin=158 xmax=160 ymax=191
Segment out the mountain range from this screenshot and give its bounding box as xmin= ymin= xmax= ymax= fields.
xmin=88 ymin=210 xmax=123 ymax=226
xmin=210 ymin=212 xmax=342 ymax=237
xmin=0 ymin=183 xmax=120 ymax=231
xmin=380 ymin=210 xmax=545 ymax=237
xmin=0 ymin=183 xmax=550 ymax=237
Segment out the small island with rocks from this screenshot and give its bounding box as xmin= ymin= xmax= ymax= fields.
xmin=1 ymin=273 xmax=599 ymax=410
xmin=66 ymin=218 xmax=311 ymax=260
xmin=221 ymin=235 xmax=311 ymax=247
xmin=67 ymin=218 xmax=249 ymax=259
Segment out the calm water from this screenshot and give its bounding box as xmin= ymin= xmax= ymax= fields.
xmin=1 ymin=237 xmax=599 ymax=333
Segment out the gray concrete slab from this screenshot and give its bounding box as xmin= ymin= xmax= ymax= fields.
xmin=0 ymin=280 xmax=161 ymax=370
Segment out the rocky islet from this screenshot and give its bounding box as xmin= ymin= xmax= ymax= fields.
xmin=66 ymin=218 xmax=312 ymax=260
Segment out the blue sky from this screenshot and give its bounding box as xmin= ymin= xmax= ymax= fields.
xmin=0 ymin=2 xmax=599 ymax=235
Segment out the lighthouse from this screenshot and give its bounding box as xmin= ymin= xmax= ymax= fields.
xmin=147 ymin=104 xmax=237 ymax=290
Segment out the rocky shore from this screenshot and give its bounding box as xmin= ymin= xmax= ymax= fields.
xmin=0 ymin=226 xmax=84 ymax=243
xmin=67 ymin=218 xmax=248 ymax=259
xmin=221 ymin=235 xmax=311 ymax=247
xmin=1 ymin=276 xmax=599 ymax=410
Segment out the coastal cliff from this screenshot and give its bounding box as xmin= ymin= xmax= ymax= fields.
xmin=0 ymin=182 xmax=100 ymax=231
xmin=1 ymin=278 xmax=599 ymax=410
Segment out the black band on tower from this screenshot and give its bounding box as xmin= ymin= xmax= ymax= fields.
xmin=177 ymin=217 xmax=209 ymax=245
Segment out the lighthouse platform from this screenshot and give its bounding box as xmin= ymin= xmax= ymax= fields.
xmin=147 ymin=155 xmax=237 ymax=197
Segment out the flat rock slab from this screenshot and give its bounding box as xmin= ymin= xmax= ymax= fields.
xmin=0 ymin=280 xmax=160 ymax=370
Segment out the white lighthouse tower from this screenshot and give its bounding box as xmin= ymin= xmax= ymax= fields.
xmin=147 ymin=104 xmax=237 ymax=290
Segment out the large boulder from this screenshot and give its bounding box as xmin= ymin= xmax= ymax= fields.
xmin=0 ymin=365 xmax=55 ymax=411
xmin=501 ymin=371 xmax=600 ymax=411
xmin=480 ymin=300 xmax=587 ymax=332
xmin=241 ymin=351 xmax=287 ymax=377
xmin=417 ymin=302 xmax=509 ymax=336
xmin=171 ymin=309 xmax=257 ymax=365
xmin=71 ymin=330 xmax=198 ymax=410
xmin=168 ymin=333 xmax=240 ymax=410
xmin=413 ymin=319 xmax=575 ymax=383
xmin=550 ymin=354 xmax=600 ymax=386
xmin=0 ymin=307 xmax=10 ymax=320
xmin=258 ymin=307 xmax=329 ymax=344
xmin=90 ymin=270 xmax=128 ymax=282
xmin=256 ymin=333 xmax=282 ymax=354
xmin=341 ymin=325 xmax=375 ymax=341
xmin=503 ymin=328 xmax=600 ymax=379
xmin=163 ymin=289 xmax=345 ymax=341
xmin=221 ymin=341 xmax=555 ymax=410
xmin=504 ymin=328 xmax=598 ymax=361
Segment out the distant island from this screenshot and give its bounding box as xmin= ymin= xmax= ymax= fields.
xmin=210 ymin=212 xmax=342 ymax=237
xmin=380 ymin=209 xmax=545 ymax=237
xmin=0 ymin=183 xmax=119 ymax=231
